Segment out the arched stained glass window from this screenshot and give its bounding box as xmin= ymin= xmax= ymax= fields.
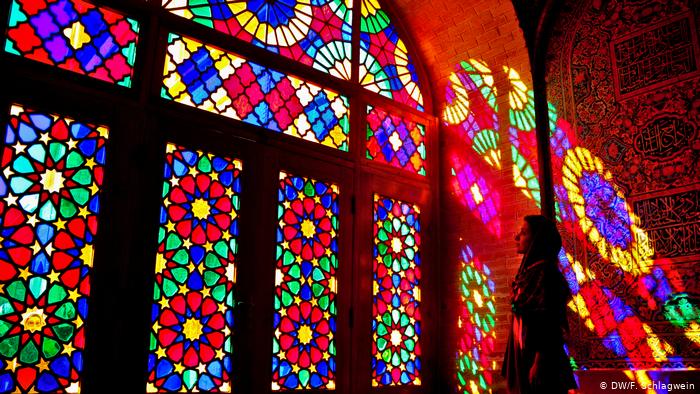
xmin=163 ymin=0 xmax=354 ymax=80
xmin=272 ymin=171 xmax=339 ymax=391
xmin=2 ymin=0 xmax=434 ymax=391
xmin=5 ymin=0 xmax=140 ymax=87
xmin=0 ymin=104 xmax=109 ymax=393
xmin=359 ymin=0 xmax=424 ymax=111
xmin=147 ymin=144 xmax=242 ymax=393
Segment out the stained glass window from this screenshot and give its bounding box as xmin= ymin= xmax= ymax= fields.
xmin=443 ymin=59 xmax=500 ymax=169
xmin=0 ymin=104 xmax=109 ymax=393
xmin=456 ymin=245 xmax=496 ymax=394
xmin=366 ymin=106 xmax=426 ymax=175
xmin=5 ymin=0 xmax=140 ymax=87
xmin=372 ymin=194 xmax=421 ymax=386
xmin=162 ymin=0 xmax=353 ymax=80
xmin=146 ymin=144 xmax=242 ymax=393
xmin=162 ymin=33 xmax=350 ymax=151
xmin=272 ymin=171 xmax=339 ymax=390
xmin=359 ymin=0 xmax=424 ymax=111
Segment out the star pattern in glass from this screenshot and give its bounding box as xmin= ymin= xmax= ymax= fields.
xmin=0 ymin=104 xmax=109 ymax=393
xmin=372 ymin=194 xmax=421 ymax=386
xmin=146 ymin=143 xmax=241 ymax=393
xmin=272 ymin=172 xmax=338 ymax=390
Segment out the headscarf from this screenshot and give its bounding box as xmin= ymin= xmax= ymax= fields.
xmin=514 ymin=215 xmax=571 ymax=330
xmin=517 ymin=215 xmax=563 ymax=273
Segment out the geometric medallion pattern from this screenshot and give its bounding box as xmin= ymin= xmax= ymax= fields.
xmin=147 ymin=143 xmax=241 ymax=392
xmin=272 ymin=171 xmax=339 ymax=390
xmin=372 ymin=194 xmax=421 ymax=386
xmin=0 ymin=104 xmax=109 ymax=393
xmin=359 ymin=0 xmax=424 ymax=111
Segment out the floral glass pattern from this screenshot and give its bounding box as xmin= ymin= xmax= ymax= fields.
xmin=5 ymin=0 xmax=140 ymax=87
xmin=272 ymin=172 xmax=339 ymax=390
xmin=162 ymin=33 xmax=350 ymax=151
xmin=0 ymin=104 xmax=109 ymax=393
xmin=146 ymin=144 xmax=242 ymax=393
xmin=162 ymin=0 xmax=353 ymax=80
xmin=359 ymin=0 xmax=423 ymax=111
xmin=372 ymin=194 xmax=421 ymax=386
xmin=366 ymin=106 xmax=426 ymax=175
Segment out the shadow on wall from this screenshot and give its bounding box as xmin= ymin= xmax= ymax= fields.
xmin=443 ymin=60 xmax=699 ymax=394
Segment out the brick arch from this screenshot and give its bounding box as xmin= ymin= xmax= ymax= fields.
xmin=393 ymin=0 xmax=531 ymax=117
xmin=391 ymin=1 xmax=540 ymax=392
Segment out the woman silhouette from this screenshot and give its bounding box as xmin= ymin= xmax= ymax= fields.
xmin=502 ymin=215 xmax=577 ymax=393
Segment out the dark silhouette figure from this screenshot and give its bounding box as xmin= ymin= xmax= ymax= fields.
xmin=502 ymin=215 xmax=577 ymax=393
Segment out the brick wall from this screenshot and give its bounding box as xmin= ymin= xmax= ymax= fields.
xmin=546 ymin=0 xmax=700 ymax=371
xmin=392 ymin=0 xmax=699 ymax=390
xmin=392 ymin=1 xmax=537 ymax=391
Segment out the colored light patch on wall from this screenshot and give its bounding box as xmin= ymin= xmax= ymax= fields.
xmin=510 ymin=143 xmax=540 ymax=205
xmin=359 ymin=0 xmax=423 ymax=111
xmin=162 ymin=33 xmax=350 ymax=151
xmin=663 ymin=293 xmax=699 ymax=328
xmin=272 ymin=172 xmax=338 ymax=390
xmin=450 ymin=154 xmax=501 ymax=238
xmin=489 ymin=69 xmax=692 ymax=379
xmin=503 ymin=66 xmax=557 ymax=133
xmin=564 ymin=259 xmax=677 ymax=368
xmin=443 ymin=59 xmax=500 ymax=169
xmin=503 ymin=67 xmax=558 ymax=207
xmin=147 ymin=144 xmax=241 ymax=393
xmin=456 ymin=245 xmax=495 ymax=394
xmin=366 ymin=106 xmax=426 ymax=175
xmin=0 ymin=104 xmax=109 ymax=393
xmin=550 ymin=119 xmax=576 ymax=222
xmin=5 ymin=0 xmax=140 ymax=87
xmin=562 ymin=147 xmax=653 ymax=275
xmin=372 ymin=194 xmax=421 ymax=386
xmin=162 ymin=0 xmax=353 ymax=80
